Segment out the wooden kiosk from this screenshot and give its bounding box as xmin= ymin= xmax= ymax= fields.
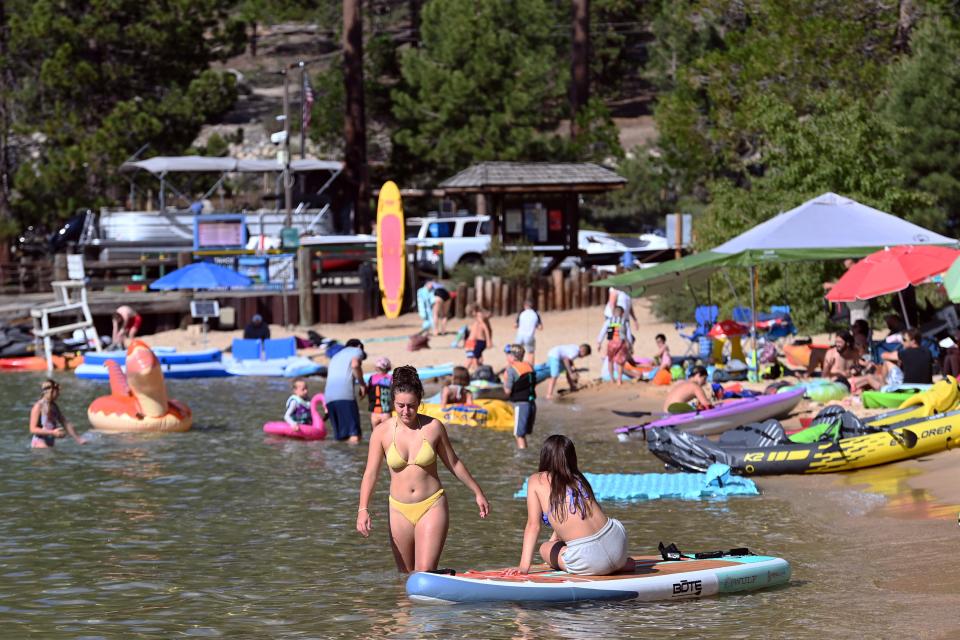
xmin=438 ymin=162 xmax=626 ymax=270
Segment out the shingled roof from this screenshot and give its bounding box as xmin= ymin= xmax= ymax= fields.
xmin=439 ymin=162 xmax=626 ymax=193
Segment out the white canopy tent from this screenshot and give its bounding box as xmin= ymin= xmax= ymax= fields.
xmin=120 ymin=155 xmax=344 ymax=210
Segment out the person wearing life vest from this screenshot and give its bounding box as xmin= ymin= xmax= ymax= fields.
xmin=597 ymin=305 xmax=634 ymax=386
xmin=366 ymin=357 xmax=393 ymax=428
xmin=503 ymin=344 xmax=537 ymax=450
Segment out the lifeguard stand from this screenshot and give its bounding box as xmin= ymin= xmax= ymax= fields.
xmin=31 ymin=255 xmax=102 ymax=371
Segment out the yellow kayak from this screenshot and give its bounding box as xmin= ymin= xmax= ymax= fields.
xmin=416 ymin=399 xmax=515 ymax=432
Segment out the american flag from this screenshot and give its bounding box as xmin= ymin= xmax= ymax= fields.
xmin=302 ymin=75 xmax=315 ymax=132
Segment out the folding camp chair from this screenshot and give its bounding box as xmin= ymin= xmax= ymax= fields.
xmin=676 ymin=305 xmax=719 ymax=357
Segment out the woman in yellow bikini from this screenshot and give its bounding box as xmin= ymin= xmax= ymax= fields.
xmin=357 ymin=365 xmax=489 ymax=572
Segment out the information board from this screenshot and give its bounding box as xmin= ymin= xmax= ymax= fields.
xmin=193 ymin=214 xmax=248 ymax=250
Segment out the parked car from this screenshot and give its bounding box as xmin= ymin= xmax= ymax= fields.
xmin=406 ymin=213 xmax=669 ymax=273
xmin=406 ymin=214 xmax=491 ymax=273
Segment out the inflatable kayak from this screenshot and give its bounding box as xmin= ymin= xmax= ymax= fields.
xmin=406 ymin=550 xmax=790 ymax=604
xmin=616 ymin=388 xmax=805 ymax=437
xmin=417 ymin=399 xmax=515 ymax=432
xmin=223 ymin=355 xmax=323 ymax=378
xmin=0 ymin=354 xmax=83 ymax=371
xmin=647 ymin=383 xmax=960 ymax=475
xmin=77 ymin=347 xmax=230 ymax=380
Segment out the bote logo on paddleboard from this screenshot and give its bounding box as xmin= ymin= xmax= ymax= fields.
xmin=672 ymin=579 xmax=702 ymax=596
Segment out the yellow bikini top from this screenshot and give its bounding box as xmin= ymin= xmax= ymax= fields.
xmin=385 ymin=417 xmax=436 ymax=471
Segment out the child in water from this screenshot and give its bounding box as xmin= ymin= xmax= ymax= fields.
xmin=284 ymin=378 xmax=312 ymax=432
xmin=366 ymin=357 xmax=393 ymax=428
xmin=440 ymin=366 xmax=474 ymax=407
xmin=30 ymin=379 xmax=85 ymax=448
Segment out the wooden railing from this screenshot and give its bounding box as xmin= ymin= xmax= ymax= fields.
xmin=450 ymin=269 xmax=607 ymax=318
xmin=0 ymin=260 xmax=54 ymax=293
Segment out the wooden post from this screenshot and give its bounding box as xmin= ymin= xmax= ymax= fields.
xmin=466 ymin=286 xmax=476 ymax=311
xmin=177 ymin=251 xmax=193 ymax=269
xmin=537 ymin=281 xmax=547 ymax=313
xmin=53 ymin=254 xmax=67 ymax=281
xmin=483 ymin=278 xmax=494 ymax=313
xmin=570 ymin=269 xmax=580 ymax=308
xmin=474 ymin=275 xmax=484 ymax=308
xmin=491 ymin=277 xmax=502 ymax=315
xmin=674 ymin=213 xmax=683 ymax=259
xmin=297 ymin=247 xmax=315 ymax=326
xmin=455 ymin=282 xmax=467 ymax=318
xmin=552 ymin=269 xmax=564 ymax=310
xmin=501 ymin=282 xmax=511 ymax=316
xmin=565 ymin=277 xmax=574 ymax=312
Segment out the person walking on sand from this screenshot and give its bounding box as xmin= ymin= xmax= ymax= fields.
xmin=324 ymin=338 xmax=367 ymax=443
xmin=356 ymin=365 xmax=489 ymax=573
xmin=30 ymin=379 xmax=86 ymax=448
xmin=514 ymin=299 xmax=543 ymax=365
xmin=431 ymin=281 xmax=452 ymax=337
xmin=503 ymin=434 xmax=632 ymax=577
xmin=662 ymin=365 xmax=714 ymax=412
xmin=503 ymin=344 xmax=537 ymax=450
xmin=597 ymin=305 xmax=634 ymax=386
xmin=464 ymin=305 xmax=492 ymax=371
xmin=545 ymin=343 xmax=592 ymax=399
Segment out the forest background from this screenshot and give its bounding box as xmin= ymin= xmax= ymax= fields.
xmin=0 ymin=0 xmax=958 ymax=330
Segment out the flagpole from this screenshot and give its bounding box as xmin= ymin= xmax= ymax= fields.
xmin=299 ymin=61 xmax=306 ymax=160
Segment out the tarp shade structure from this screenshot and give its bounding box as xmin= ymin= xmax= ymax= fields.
xmin=597 ymin=192 xmax=958 ymax=295
xmin=122 ymin=156 xmax=343 ymax=175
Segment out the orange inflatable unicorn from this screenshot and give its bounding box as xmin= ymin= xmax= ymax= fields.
xmin=87 ymin=340 xmax=193 ymax=433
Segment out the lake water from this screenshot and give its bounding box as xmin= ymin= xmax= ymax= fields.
xmin=1 ymin=373 xmax=956 ymax=638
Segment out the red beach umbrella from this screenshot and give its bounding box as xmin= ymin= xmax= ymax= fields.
xmin=708 ymin=319 xmax=749 ymax=338
xmin=826 ymin=245 xmax=960 ymax=302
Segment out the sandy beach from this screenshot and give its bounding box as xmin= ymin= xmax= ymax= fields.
xmin=141 ymin=298 xmax=960 ymax=516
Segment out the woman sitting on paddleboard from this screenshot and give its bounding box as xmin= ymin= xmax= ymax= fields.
xmin=357 ymin=365 xmax=489 ymax=572
xmin=505 ymin=435 xmax=632 ymax=576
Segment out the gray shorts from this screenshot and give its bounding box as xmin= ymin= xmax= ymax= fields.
xmin=516 ymin=333 xmax=536 ymax=354
xmin=561 ymin=518 xmax=629 ymax=576
xmin=513 ymin=401 xmax=536 ymax=438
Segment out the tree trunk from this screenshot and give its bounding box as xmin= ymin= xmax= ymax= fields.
xmin=893 ymin=0 xmax=916 ymax=53
xmin=0 ymin=0 xmax=14 ymax=233
xmin=570 ymin=0 xmax=590 ymax=138
xmin=343 ymin=0 xmax=370 ymax=234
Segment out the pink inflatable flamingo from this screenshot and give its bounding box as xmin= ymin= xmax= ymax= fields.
xmin=262 ymin=393 xmax=327 ymax=440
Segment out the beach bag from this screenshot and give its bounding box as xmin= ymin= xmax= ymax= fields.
xmin=407 ymin=334 xmax=430 ymax=352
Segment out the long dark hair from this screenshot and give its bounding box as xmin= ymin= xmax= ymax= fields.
xmin=538 ymin=434 xmax=596 ymax=522
xmin=390 ymin=365 xmax=423 ymax=403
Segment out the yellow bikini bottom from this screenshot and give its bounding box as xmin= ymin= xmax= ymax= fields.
xmin=389 ymin=488 xmax=445 ymax=526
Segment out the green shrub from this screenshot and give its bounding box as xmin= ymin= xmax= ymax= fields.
xmin=449 ymin=238 xmax=541 ymax=289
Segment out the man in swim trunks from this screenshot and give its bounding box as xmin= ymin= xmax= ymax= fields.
xmin=111 ymin=305 xmax=142 ymax=349
xmin=464 ymin=304 xmax=491 ymax=372
xmin=324 ymin=338 xmax=367 ymax=443
xmin=662 ymin=365 xmax=713 ymax=412
xmin=822 ymin=331 xmax=859 ymax=380
xmin=545 ymin=343 xmax=592 ymax=399
xmin=514 ymin=298 xmax=543 ymax=364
